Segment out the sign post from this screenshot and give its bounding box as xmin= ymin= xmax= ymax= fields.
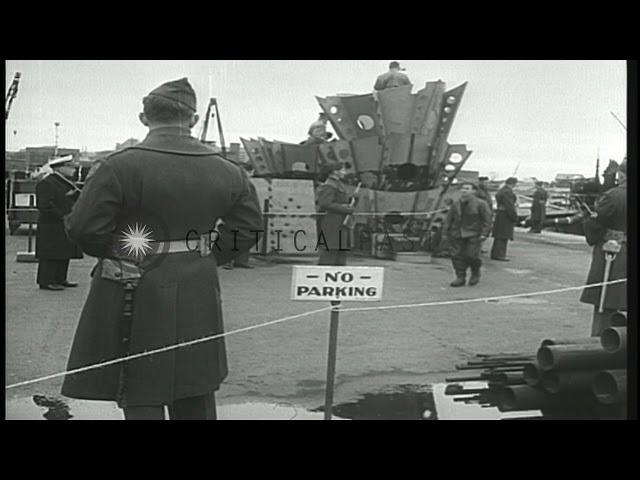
xmin=292 ymin=265 xmax=384 ymax=420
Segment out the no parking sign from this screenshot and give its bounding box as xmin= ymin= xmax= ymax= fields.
xmin=291 ymin=266 xmax=384 ymax=302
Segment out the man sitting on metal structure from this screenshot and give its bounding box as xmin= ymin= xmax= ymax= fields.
xmin=490 ymin=177 xmax=519 ymax=261
xmin=304 ymin=112 xmax=332 ymax=145
xmin=316 ymin=161 xmax=356 ymax=266
xmin=443 ymin=182 xmax=492 ymax=287
xmin=374 ymin=61 xmax=412 ymax=91
xmin=529 ymin=180 xmax=548 ymax=233
xmin=579 ymin=157 xmax=627 ymax=337
xmin=35 ymin=156 xmax=83 ymax=290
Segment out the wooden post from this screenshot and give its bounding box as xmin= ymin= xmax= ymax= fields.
xmin=324 ymin=300 xmax=341 ymax=420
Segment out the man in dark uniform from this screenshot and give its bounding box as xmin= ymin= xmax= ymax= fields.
xmin=475 ymin=176 xmax=493 ymax=253
xmin=529 ymin=180 xmax=548 ymax=233
xmin=316 ymin=161 xmax=356 ymax=266
xmin=580 ymin=158 xmax=627 ymax=336
xmin=490 ymin=177 xmax=518 ymax=261
xmin=61 ymin=78 xmax=263 ymax=420
xmin=443 ymin=182 xmax=492 ymax=286
xmin=35 ymin=157 xmax=83 ymax=290
xmin=374 ymin=61 xmax=412 ymax=91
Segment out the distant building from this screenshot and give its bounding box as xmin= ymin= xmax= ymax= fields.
xmin=5 ymin=146 xmax=80 ymax=173
xmin=554 ymin=173 xmax=585 ymax=188
xmin=115 ymin=138 xmax=140 ymax=150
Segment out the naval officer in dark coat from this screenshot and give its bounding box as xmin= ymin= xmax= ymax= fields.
xmin=35 ymin=157 xmax=83 ymax=290
xmin=490 ymin=177 xmax=519 ymax=261
xmin=580 ymin=158 xmax=627 ymax=336
xmin=61 ymin=78 xmax=263 ymax=420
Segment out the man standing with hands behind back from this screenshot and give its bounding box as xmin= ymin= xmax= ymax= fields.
xmin=491 ymin=177 xmax=519 ymax=261
xmin=35 ymin=156 xmax=83 ymax=290
xmin=61 ymin=78 xmax=263 ymax=420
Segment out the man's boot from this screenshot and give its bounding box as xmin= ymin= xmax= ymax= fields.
xmin=450 ymin=256 xmax=466 ymax=287
xmin=468 ymin=268 xmax=480 ymax=286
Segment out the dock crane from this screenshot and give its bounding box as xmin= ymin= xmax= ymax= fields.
xmin=6 ymin=72 xmax=21 ymax=120
xmin=199 ymin=97 xmax=227 ymax=157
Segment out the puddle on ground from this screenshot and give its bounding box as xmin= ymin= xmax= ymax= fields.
xmin=312 ymin=384 xmax=437 ymax=420
xmin=6 ymin=383 xmax=543 ymax=420
xmin=5 ymin=396 xmax=332 ymax=420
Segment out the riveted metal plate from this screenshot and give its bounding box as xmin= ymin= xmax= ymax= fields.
xmin=351 ymin=136 xmax=383 ymax=172
xmin=412 ymin=81 xmax=446 ymax=144
xmin=316 ymin=96 xmax=359 ymax=141
xmin=338 ymin=93 xmax=382 ymax=139
xmin=241 ymin=137 xmax=272 ymax=176
xmin=376 ymin=85 xmax=415 ymax=135
xmin=384 ymin=133 xmax=412 ymax=166
xmin=330 ymin=139 xmax=357 ymax=175
xmin=281 ymin=143 xmax=320 ymax=173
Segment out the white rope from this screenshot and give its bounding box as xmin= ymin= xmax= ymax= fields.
xmin=5 ymin=278 xmax=626 ymax=390
xmin=333 ymin=279 xmax=627 ymax=314
xmin=4 ymin=305 xmax=333 ymax=390
xmin=264 ymin=208 xmax=448 ymax=217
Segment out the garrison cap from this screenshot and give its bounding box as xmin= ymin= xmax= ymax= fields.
xmin=478 ymin=176 xmax=489 ymax=181
xmin=505 ymin=177 xmax=518 ymax=185
xmin=147 ymin=77 xmax=197 ymax=111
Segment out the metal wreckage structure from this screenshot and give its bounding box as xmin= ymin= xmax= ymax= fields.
xmin=241 ymin=81 xmax=471 ymax=256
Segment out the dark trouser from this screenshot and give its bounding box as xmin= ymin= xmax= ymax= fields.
xmin=590 ymin=307 xmax=618 ymax=338
xmin=490 ymin=238 xmax=509 ymax=259
xmin=123 ymin=393 xmax=217 ymax=420
xmin=530 ymin=219 xmax=542 ymax=233
xmin=319 ymin=249 xmax=348 ymax=266
xmin=37 ymin=259 xmax=69 ymax=286
xmin=450 ymin=236 xmax=482 ymax=277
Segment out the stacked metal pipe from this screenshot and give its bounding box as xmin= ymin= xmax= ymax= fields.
xmin=444 ymin=313 xmax=628 ymax=419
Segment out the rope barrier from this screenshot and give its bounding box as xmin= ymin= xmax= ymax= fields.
xmin=5 ymin=305 xmax=333 ymax=390
xmin=4 ymin=278 xmax=626 ymax=391
xmin=264 ymin=208 xmax=448 ymax=218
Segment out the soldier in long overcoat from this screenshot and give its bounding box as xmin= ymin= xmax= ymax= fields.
xmin=35 ymin=158 xmax=83 ymax=290
xmin=60 ymin=78 xmax=263 ymax=420
xmin=529 ymin=181 xmax=548 ymax=233
xmin=580 ymin=158 xmax=627 ymax=336
xmin=316 ymin=161 xmax=355 ymax=266
xmin=490 ymin=177 xmax=519 ymax=261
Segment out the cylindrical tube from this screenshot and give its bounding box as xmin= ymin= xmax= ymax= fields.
xmin=593 ymin=370 xmax=626 ymax=405
xmin=610 ymin=312 xmax=627 ymax=327
xmin=498 ymin=385 xmax=549 ymax=412
xmin=540 ymin=337 xmax=601 ymax=347
xmin=540 ymin=370 xmax=596 ymax=394
xmin=485 ymin=372 xmax=525 ymax=386
xmin=600 ymin=327 xmax=627 ymax=355
xmin=537 ymin=344 xmax=625 ymax=371
xmin=523 ymin=362 xmax=543 ymax=387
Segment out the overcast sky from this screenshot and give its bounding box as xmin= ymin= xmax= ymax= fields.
xmin=5 ymin=60 xmax=627 ymax=180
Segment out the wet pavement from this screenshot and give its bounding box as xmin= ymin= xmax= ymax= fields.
xmin=6 ymin=382 xmax=540 ymax=420
xmin=6 ymin=226 xmax=595 ymax=420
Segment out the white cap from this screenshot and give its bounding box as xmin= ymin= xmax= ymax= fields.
xmin=47 ymin=155 xmax=74 ymax=168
